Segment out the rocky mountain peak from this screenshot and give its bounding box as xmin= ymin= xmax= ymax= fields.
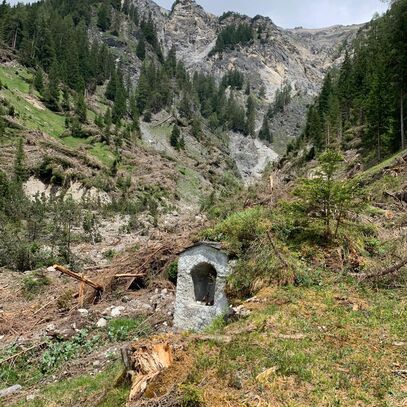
xmin=169 ymin=0 xmax=212 ymax=20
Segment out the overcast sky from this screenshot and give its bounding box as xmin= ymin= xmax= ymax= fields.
xmin=7 ymin=0 xmax=389 ymax=28
xmin=156 ymin=0 xmax=389 ymax=28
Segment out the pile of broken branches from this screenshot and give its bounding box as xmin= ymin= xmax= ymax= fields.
xmin=96 ymin=231 xmax=194 ymax=294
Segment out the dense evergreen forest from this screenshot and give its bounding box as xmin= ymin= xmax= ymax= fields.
xmin=300 ymin=0 xmax=406 ymax=163
xmin=0 ymin=0 xmax=269 ymax=271
xmin=0 ymin=0 xmax=265 ymax=141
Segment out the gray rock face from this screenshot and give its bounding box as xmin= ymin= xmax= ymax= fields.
xmin=174 ymin=244 xmax=230 ymax=332
xmin=128 ymin=0 xmax=361 ymax=160
xmin=229 ymin=132 xmax=279 ymax=185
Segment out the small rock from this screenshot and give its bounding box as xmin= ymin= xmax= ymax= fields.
xmin=111 ymin=306 xmax=125 ymax=317
xmin=46 ymin=323 xmax=56 ymax=332
xmin=232 ymin=305 xmax=251 ymax=317
xmin=149 ymin=294 xmax=161 ymax=303
xmin=154 ymin=288 xmax=159 ymax=294
xmin=102 ymin=306 xmax=114 ymax=315
xmin=0 ymin=335 xmax=4 ymax=341
xmin=121 ymin=296 xmax=131 ymax=303
xmin=96 ymin=318 xmax=108 ymax=328
xmin=78 ymin=309 xmax=89 ymax=317
xmin=0 ymin=385 xmax=22 ymax=398
xmin=93 ymin=360 xmax=101 ymax=367
xmin=26 ymin=394 xmax=37 ymax=401
xmin=161 ymin=288 xmax=168 ymax=296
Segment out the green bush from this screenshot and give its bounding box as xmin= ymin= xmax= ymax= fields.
xmin=179 ymin=384 xmax=204 ymax=407
xmin=166 ymin=261 xmax=178 ymax=284
xmin=203 ymin=207 xmax=268 ymax=255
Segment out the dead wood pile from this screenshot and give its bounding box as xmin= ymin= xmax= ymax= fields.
xmin=96 ymin=231 xmax=194 ymax=295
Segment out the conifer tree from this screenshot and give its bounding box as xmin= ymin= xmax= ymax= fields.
xmin=245 ymin=94 xmax=256 ymax=136
xmin=258 ymin=115 xmax=272 ymax=143
xmin=112 ymin=82 xmax=127 ymax=124
xmin=33 ymin=69 xmax=44 ymax=94
xmin=191 ymin=116 xmax=202 ymax=140
xmin=97 ymin=1 xmax=111 ymax=31
xmin=75 ymin=93 xmax=87 ymax=123
xmin=62 ymin=86 xmax=70 ymax=112
xmin=179 ymin=94 xmax=191 ymax=119
xmin=44 ymin=63 xmax=60 ymax=111
xmin=170 ymin=125 xmax=181 ymax=149
xmin=105 ymin=71 xmax=117 ymax=101
xmin=14 ymin=137 xmax=27 ymax=184
xmin=136 ymin=36 xmax=146 ymax=61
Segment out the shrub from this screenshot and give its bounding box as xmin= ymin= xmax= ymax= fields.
xmin=165 ymin=261 xmax=178 ymax=284
xmin=226 ymin=238 xmax=297 ymax=298
xmin=203 ymin=207 xmax=269 ymax=255
xmin=179 ymin=384 xmax=204 ymax=407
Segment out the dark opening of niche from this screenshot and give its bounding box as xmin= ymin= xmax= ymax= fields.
xmin=191 ymin=262 xmax=217 ymax=306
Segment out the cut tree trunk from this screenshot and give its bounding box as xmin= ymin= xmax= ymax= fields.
xmin=51 ymin=265 xmax=104 ymax=293
xmin=127 ymin=342 xmax=173 ymax=405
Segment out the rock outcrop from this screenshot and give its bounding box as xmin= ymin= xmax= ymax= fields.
xmin=128 ymin=0 xmax=361 ymax=169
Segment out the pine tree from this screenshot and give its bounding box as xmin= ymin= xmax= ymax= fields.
xmin=337 ymin=51 xmax=353 ymax=123
xmin=97 ymin=1 xmax=111 ymax=31
xmin=179 ymin=93 xmax=191 ymax=119
xmin=258 ymin=116 xmax=272 ymax=143
xmin=112 ymin=83 xmax=127 ymax=124
xmin=258 ymin=84 xmax=266 ymax=99
xmin=33 ymin=69 xmax=44 ymax=94
xmin=165 ymin=46 xmax=177 ymax=76
xmin=75 ymin=93 xmax=87 ymax=123
xmin=62 ymin=86 xmax=70 ymax=111
xmin=44 ymin=63 xmax=60 ymax=111
xmin=111 ymin=10 xmax=121 ymax=37
xmin=136 ymin=36 xmax=146 ymax=61
xmin=112 ymin=70 xmax=127 ymax=124
xmin=14 ymin=137 xmax=27 ymax=184
xmin=191 ymin=116 xmax=202 ymax=140
xmin=245 ymin=94 xmax=256 ymax=136
xmin=170 ymin=125 xmax=181 ymax=149
xmin=105 ymin=71 xmax=117 ymax=101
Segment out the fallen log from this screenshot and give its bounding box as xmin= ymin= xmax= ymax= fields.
xmin=358 ymin=257 xmax=407 ymax=281
xmin=191 ymin=334 xmax=233 ymax=344
xmin=51 ymin=265 xmax=104 ymax=292
xmin=115 ymin=273 xmax=146 ymax=279
xmin=152 ymin=115 xmax=173 ymax=128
